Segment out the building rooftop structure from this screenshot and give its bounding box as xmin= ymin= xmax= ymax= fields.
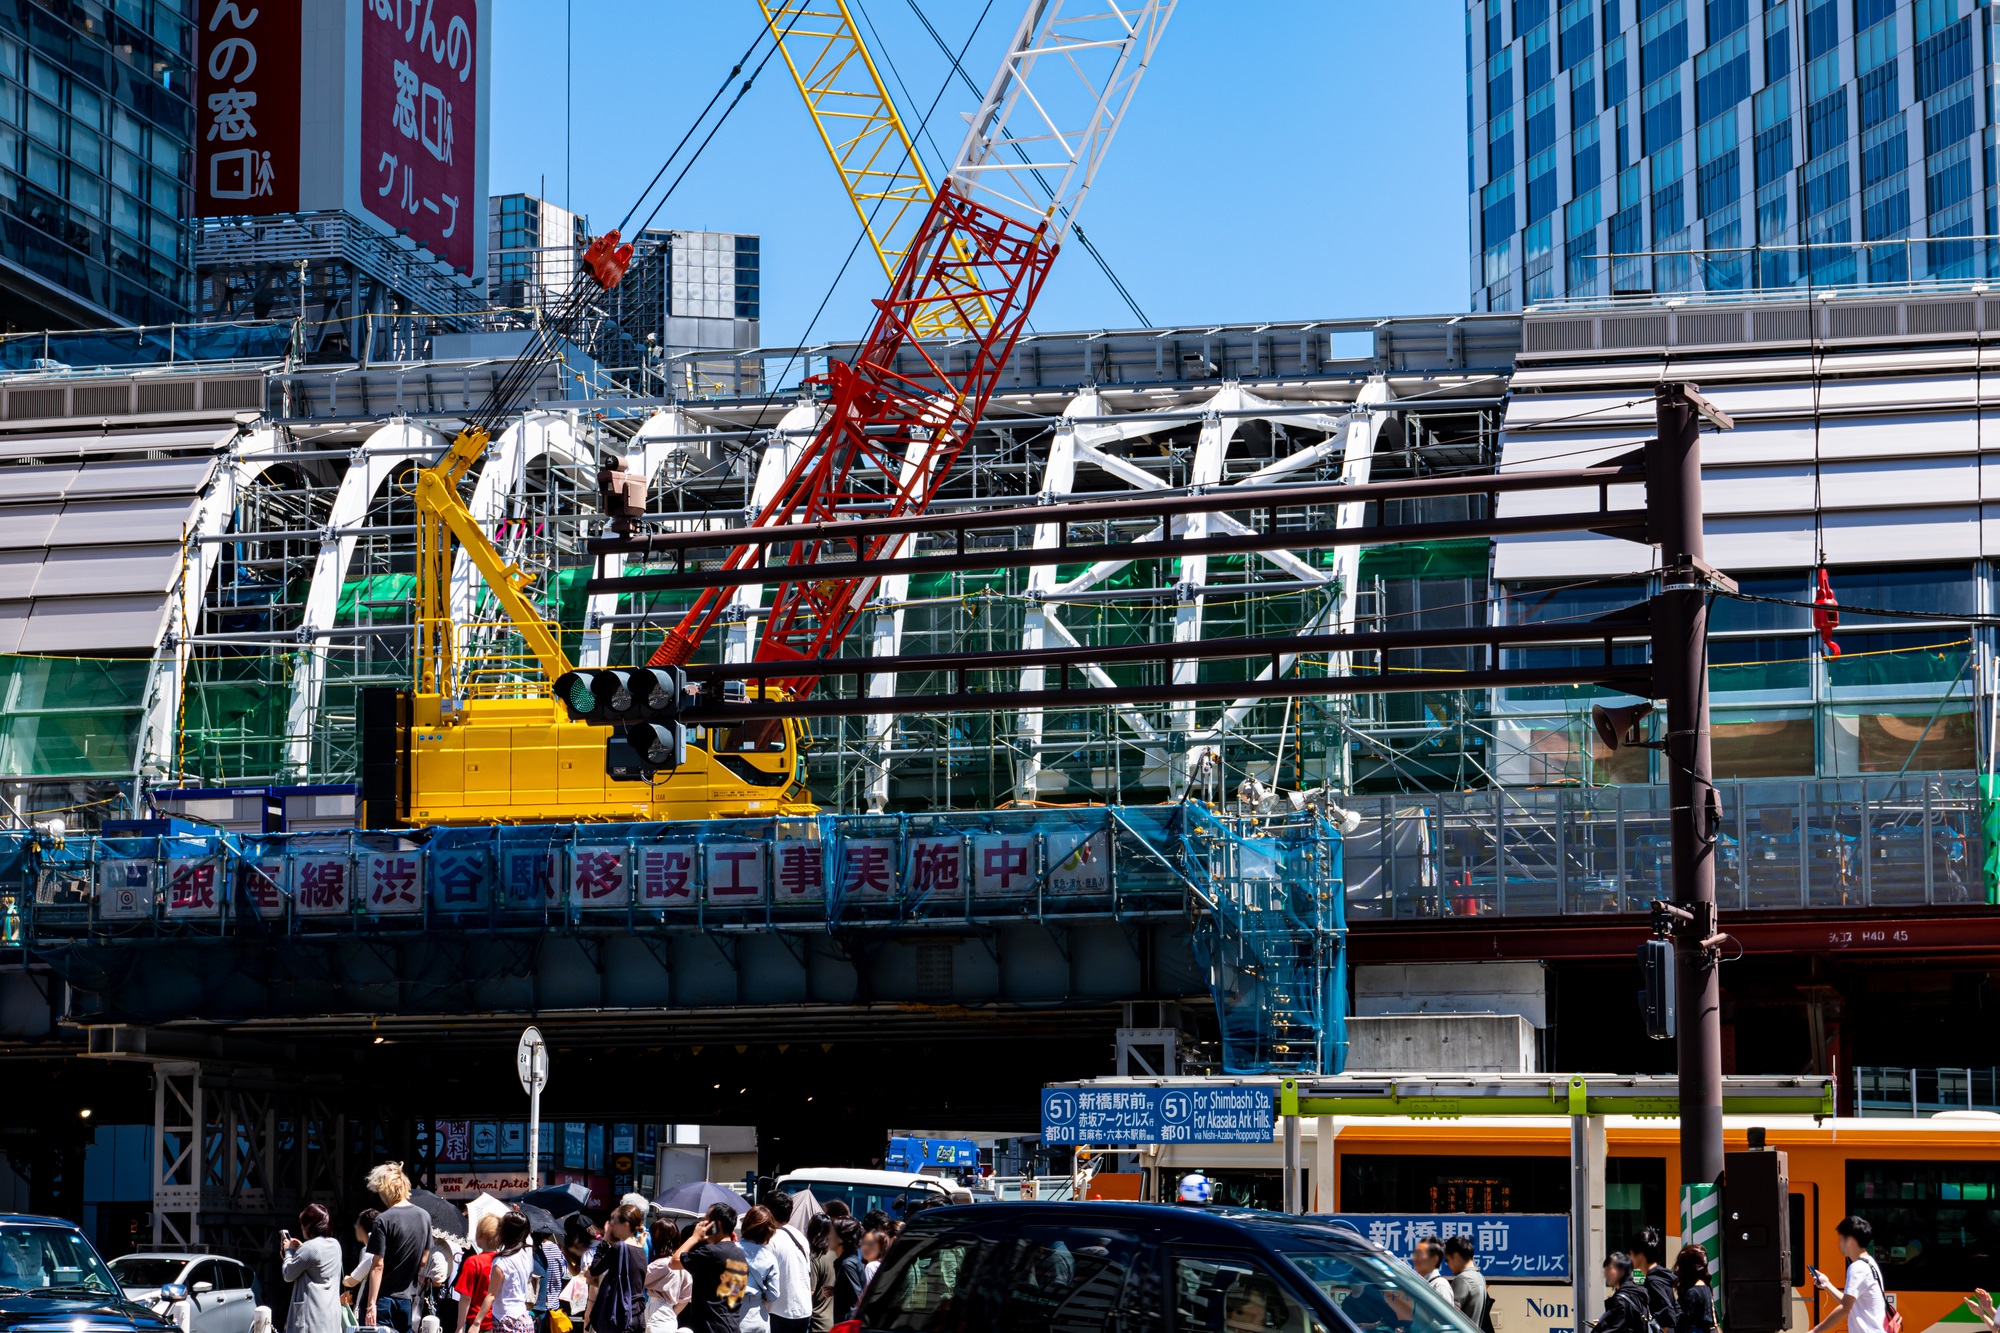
xmin=0 ymin=294 xmax=1983 ymax=933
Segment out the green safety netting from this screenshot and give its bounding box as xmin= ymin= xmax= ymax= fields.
xmin=1827 ymin=639 xmax=1971 ymax=689
xmin=1356 ymin=539 xmax=1489 ymax=582
xmin=1984 ymin=774 xmax=2000 ymax=906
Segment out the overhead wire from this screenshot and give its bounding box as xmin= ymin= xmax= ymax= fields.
xmin=471 ymin=11 xmax=808 ymax=437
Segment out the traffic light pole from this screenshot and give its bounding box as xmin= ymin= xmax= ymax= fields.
xmin=1649 ymin=383 xmax=1727 ymax=1198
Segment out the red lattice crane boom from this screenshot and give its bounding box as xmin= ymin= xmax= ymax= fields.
xmin=650 ymin=0 xmax=1176 ymax=691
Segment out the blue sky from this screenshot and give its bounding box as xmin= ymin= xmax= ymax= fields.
xmin=489 ymin=2 xmax=1469 ymax=346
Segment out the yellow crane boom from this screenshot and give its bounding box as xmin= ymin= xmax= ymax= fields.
xmin=756 ymin=0 xmax=994 ymax=337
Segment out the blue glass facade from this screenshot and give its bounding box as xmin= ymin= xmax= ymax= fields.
xmin=1468 ymin=0 xmax=1997 ymax=308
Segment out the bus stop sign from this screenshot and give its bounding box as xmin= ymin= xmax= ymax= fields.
xmin=1042 ymin=1085 xmax=1273 ymax=1145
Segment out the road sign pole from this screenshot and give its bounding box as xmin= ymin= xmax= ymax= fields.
xmin=518 ymin=1027 xmax=548 ymax=1192
xmin=528 ymin=1058 xmax=542 ymax=1192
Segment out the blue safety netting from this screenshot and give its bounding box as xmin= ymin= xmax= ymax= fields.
xmin=1114 ymin=805 xmax=1346 ymax=1076
xmin=0 ymin=805 xmax=1346 ymax=1073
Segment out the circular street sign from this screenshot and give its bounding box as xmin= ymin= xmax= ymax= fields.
xmin=516 ymin=1026 xmax=548 ymax=1094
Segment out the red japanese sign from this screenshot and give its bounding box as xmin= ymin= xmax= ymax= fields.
xmin=361 ymin=0 xmax=478 ymax=272
xmin=194 ymin=0 xmax=300 ymax=215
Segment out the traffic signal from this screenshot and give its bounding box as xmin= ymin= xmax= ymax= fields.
xmin=553 ymin=667 xmax=690 ymax=781
xmin=1637 ymin=937 xmax=1676 ymax=1039
xmin=554 ymin=666 xmax=687 ymax=725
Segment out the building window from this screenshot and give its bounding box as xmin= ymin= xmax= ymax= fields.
xmin=1574 ymin=116 xmax=1603 ymax=191
xmin=1808 ymin=86 xmax=1849 ymax=160
xmin=1914 ymin=11 xmax=1971 ymax=102
xmin=1924 ymin=77 xmax=1974 ymax=157
xmin=1857 ymin=48 xmax=1898 ymax=130
xmin=1489 ymin=46 xmax=1515 ymax=116
xmin=1862 ymin=117 xmax=1907 ymax=188
xmin=1927 ymin=138 xmax=1973 ymax=216
xmin=1764 ymin=1 xmax=1792 ymax=84
xmin=1642 ymin=72 xmax=1683 ymax=154
xmin=1606 ymin=34 xmax=1629 ymax=106
xmin=1706 ymin=0 xmax=1749 ymax=39
xmin=1483 ymin=172 xmax=1520 ymax=248
xmin=1526 ymin=21 xmax=1554 ymax=92
xmin=1527 ymin=83 xmax=1558 ymax=155
xmin=1528 ymin=147 xmax=1560 ymax=220
xmin=1525 ymin=217 xmax=1556 ymax=300
xmin=1755 ymin=81 xmax=1795 ymax=186
xmin=1695 ymin=28 xmax=1750 ymax=125
xmin=1863 ymin=175 xmax=1911 ymax=241
xmin=1487 ymin=0 xmax=1506 ymax=58
xmin=1640 ymin=0 xmax=1688 ymax=84
xmin=1699 ymin=148 xmax=1741 ymax=217
xmin=1758 ymin=179 xmax=1793 ymax=283
xmin=1703 ymin=199 xmax=1745 ymax=288
xmin=1572 ymin=56 xmax=1597 ymax=126
xmin=1490 ymin=107 xmax=1517 ymax=176
xmin=1566 ymin=186 xmax=1604 ymax=293
xmin=1560 ymin=0 xmax=1595 ymax=68
xmin=1803 ymin=0 xmax=1839 ymax=61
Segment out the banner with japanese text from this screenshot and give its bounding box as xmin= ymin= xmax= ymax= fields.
xmin=705 ymin=842 xmax=766 ymax=904
xmin=363 ymin=850 xmax=424 ymax=915
xmin=973 ymin=833 xmax=1038 ymax=898
xmin=430 ymin=846 xmax=487 ymax=912
xmin=570 ymin=846 xmax=630 ymax=910
xmin=1326 ymin=1215 xmax=1569 ymax=1280
xmin=773 ymin=837 xmax=825 ymax=904
xmin=164 ymin=857 xmax=225 ymax=919
xmin=636 ymin=843 xmax=697 ymax=908
xmin=906 ymin=837 xmax=963 ymax=899
xmin=292 ymin=855 xmax=352 ymax=917
xmin=194 ymin=0 xmax=301 ymax=214
xmin=837 ymin=839 xmax=898 ymax=900
xmin=361 ymin=0 xmax=478 ymax=272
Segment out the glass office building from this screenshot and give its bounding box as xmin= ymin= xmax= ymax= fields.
xmin=0 ymin=3 xmax=192 ymax=328
xmin=1468 ymin=0 xmax=1994 ymax=309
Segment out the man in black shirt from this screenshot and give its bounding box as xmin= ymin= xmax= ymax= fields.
xmin=361 ymin=1162 xmax=433 ymax=1333
xmin=670 ymin=1204 xmax=748 ymax=1333
xmin=1630 ymin=1227 xmax=1680 ymax=1331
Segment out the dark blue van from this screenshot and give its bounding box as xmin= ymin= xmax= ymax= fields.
xmin=848 ymin=1201 xmax=1479 ymax=1333
xmin=0 ymin=1214 xmax=177 ymax=1333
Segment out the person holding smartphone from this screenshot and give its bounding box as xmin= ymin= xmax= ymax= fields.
xmin=670 ymin=1206 xmax=747 ymax=1333
xmin=1810 ymin=1217 xmax=1889 ymax=1333
xmin=283 ymin=1204 xmax=345 ymax=1333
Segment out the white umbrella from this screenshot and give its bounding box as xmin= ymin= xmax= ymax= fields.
xmin=788 ymin=1188 xmax=823 ymax=1228
xmin=466 ymin=1191 xmax=509 ymax=1249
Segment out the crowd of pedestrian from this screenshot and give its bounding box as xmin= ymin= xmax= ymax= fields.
xmin=275 ymin=1163 xmax=910 ymax=1333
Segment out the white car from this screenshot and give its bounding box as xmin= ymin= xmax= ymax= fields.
xmin=774 ymin=1167 xmax=972 ymax=1220
xmin=108 ymin=1253 xmax=259 ymax=1333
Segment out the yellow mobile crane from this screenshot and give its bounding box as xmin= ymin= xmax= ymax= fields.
xmin=362 ymin=237 xmax=814 ymax=828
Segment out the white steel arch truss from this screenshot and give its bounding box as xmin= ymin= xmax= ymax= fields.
xmin=1012 ymin=380 xmax=1390 ymax=802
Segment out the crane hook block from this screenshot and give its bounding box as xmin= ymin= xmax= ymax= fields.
xmin=584 ymin=229 xmax=635 ymax=291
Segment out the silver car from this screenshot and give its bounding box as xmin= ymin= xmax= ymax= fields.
xmin=108 ymin=1254 xmax=259 ymax=1333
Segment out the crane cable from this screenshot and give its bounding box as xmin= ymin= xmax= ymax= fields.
xmin=471 ymin=10 xmax=809 ymax=436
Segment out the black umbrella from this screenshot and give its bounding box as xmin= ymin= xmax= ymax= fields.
xmin=408 ymin=1189 xmax=466 ymax=1238
xmin=518 ymin=1182 xmax=593 ymax=1218
xmin=512 ymin=1202 xmax=562 ymax=1236
xmin=651 ymin=1181 xmax=753 ymax=1218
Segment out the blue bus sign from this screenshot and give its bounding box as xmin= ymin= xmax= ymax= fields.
xmin=1041 ymin=1085 xmax=1274 ymax=1145
xmin=1325 ymin=1214 xmax=1569 ymax=1280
